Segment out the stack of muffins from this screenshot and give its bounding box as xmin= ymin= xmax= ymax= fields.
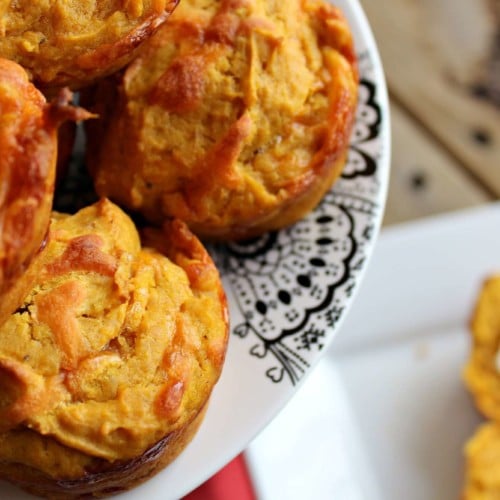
xmin=0 ymin=0 xmax=358 ymax=497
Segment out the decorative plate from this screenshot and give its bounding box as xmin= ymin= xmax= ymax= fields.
xmin=1 ymin=0 xmax=390 ymax=498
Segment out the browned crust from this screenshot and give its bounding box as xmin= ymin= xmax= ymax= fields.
xmin=0 ymin=402 xmax=208 ymax=499
xmin=0 ymin=59 xmax=91 ymax=324
xmin=0 ymin=58 xmax=53 ymax=299
xmin=0 ymin=206 xmax=228 ymax=497
xmin=187 ymin=81 xmax=357 ymax=240
xmin=84 ymin=0 xmax=359 ymax=241
xmin=142 ymin=218 xmax=230 ymax=367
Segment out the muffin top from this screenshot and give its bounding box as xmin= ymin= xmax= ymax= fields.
xmin=0 ymin=0 xmax=178 ymax=89
xmin=86 ymin=0 xmax=358 ymax=239
xmin=0 ymin=199 xmax=228 ymax=473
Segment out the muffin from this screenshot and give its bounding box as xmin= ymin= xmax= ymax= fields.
xmin=0 ymin=57 xmax=90 ymax=326
xmin=0 ymin=0 xmax=179 ymax=90
xmin=464 ymin=422 xmax=500 ymax=499
xmin=464 ymin=275 xmax=500 ymax=421
xmin=0 ymin=199 xmax=229 ymax=498
xmin=84 ymin=0 xmax=359 ymax=240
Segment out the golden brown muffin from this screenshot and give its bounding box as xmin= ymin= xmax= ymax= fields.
xmin=0 ymin=198 xmax=229 ymax=498
xmin=0 ymin=0 xmax=179 ymax=90
xmin=84 ymin=0 xmax=359 ymax=240
xmin=0 ymin=58 xmax=90 ymax=326
xmin=464 ymin=422 xmax=500 ymax=499
xmin=464 ymin=276 xmax=500 ymax=421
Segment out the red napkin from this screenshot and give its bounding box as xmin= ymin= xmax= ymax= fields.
xmin=183 ymin=454 xmax=256 ymax=500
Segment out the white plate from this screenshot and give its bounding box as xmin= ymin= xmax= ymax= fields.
xmin=1 ymin=1 xmax=389 ymax=498
xmin=245 ymin=203 xmax=500 ymax=500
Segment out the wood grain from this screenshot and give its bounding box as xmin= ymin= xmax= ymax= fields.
xmin=383 ymin=102 xmax=491 ymax=226
xmin=361 ymin=0 xmax=500 ymax=195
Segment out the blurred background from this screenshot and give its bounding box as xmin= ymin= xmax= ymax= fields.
xmin=364 ymin=0 xmax=500 ymax=225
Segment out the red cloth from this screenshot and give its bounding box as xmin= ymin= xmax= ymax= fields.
xmin=183 ymin=454 xmax=256 ymax=500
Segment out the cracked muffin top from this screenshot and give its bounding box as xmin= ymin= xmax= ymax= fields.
xmin=0 ymin=0 xmax=179 ymax=89
xmin=0 ymin=199 xmax=228 ymax=478
xmin=85 ymin=0 xmax=359 ymax=240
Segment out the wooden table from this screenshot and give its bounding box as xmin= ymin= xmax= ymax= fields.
xmin=359 ymin=0 xmax=500 ymax=225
